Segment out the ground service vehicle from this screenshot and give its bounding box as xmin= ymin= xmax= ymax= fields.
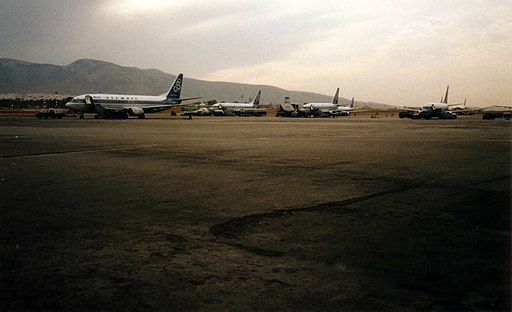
xmin=35 ymin=108 xmax=66 ymax=119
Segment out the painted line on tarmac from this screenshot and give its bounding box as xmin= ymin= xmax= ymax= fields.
xmin=0 ymin=144 xmax=160 ymax=159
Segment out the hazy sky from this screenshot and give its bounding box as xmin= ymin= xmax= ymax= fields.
xmin=1 ymin=0 xmax=511 ymax=106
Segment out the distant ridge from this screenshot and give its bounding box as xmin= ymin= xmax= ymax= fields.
xmin=0 ymin=58 xmax=390 ymax=108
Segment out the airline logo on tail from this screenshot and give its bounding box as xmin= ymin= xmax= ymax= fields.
xmin=173 ymin=78 xmax=182 ymax=92
xmin=166 ymin=74 xmax=184 ymax=101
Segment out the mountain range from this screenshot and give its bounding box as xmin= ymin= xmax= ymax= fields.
xmin=0 ymin=58 xmax=389 ymax=108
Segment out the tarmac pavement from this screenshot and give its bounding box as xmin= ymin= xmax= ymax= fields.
xmin=1 ymin=115 xmax=510 ymax=310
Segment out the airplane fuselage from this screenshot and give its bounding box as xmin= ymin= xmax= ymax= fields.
xmin=210 ymin=102 xmax=255 ymax=110
xmin=210 ymin=90 xmax=262 ymax=114
xmin=301 ymin=104 xmax=353 ymax=117
xmin=300 ymin=88 xmax=343 ymax=117
xmin=418 ymin=102 xmax=457 ymax=119
xmin=336 ymin=105 xmax=353 ymax=111
xmin=422 ymin=102 xmax=450 ymax=111
xmin=66 ymin=94 xmax=172 ymax=113
xmin=302 ymin=103 xmax=336 ymax=111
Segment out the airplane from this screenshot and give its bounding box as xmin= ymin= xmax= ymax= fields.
xmin=447 ymin=98 xmax=473 ymax=115
xmin=65 ymin=74 xmax=200 ymax=119
xmin=400 ymin=85 xmax=462 ymax=119
xmin=276 ymin=96 xmax=308 ymax=117
xmin=210 ymin=90 xmax=266 ymax=116
xmin=300 ymin=88 xmax=340 ymax=117
xmin=333 ymin=96 xmax=355 ymax=116
xmin=300 ymin=88 xmax=354 ymax=117
xmin=416 ymin=85 xmax=462 ymax=119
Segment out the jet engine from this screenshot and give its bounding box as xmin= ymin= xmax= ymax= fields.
xmin=126 ymin=107 xmax=145 ymax=116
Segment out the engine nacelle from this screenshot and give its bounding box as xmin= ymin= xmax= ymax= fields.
xmin=126 ymin=107 xmax=145 ymax=116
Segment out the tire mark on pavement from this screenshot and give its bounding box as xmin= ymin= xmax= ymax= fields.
xmin=210 ymin=184 xmax=419 ymax=255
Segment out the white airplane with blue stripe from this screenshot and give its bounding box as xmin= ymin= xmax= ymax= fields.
xmin=301 ymin=88 xmax=348 ymax=117
xmin=209 ymin=90 xmax=261 ymax=114
xmin=65 ymin=74 xmax=200 ymax=119
xmin=301 ymin=88 xmax=340 ymax=112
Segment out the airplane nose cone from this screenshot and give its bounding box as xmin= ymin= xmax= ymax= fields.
xmin=65 ymin=102 xmax=74 ymax=109
xmin=65 ymin=102 xmax=78 ymax=111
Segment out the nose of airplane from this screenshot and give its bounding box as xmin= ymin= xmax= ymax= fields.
xmin=65 ymin=101 xmax=78 ymax=112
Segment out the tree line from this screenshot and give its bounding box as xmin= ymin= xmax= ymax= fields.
xmin=0 ymin=98 xmax=73 ymax=109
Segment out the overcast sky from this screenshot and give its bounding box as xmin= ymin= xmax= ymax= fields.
xmin=1 ymin=0 xmax=511 ymax=106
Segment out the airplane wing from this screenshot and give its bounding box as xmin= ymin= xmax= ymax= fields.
xmin=217 ymin=104 xmax=242 ymax=113
xmin=401 ymin=106 xmax=422 ymax=113
xmin=304 ymin=106 xmax=327 ymax=113
xmin=168 ymin=96 xmax=202 ymax=104
xmin=138 ymin=105 xmax=177 ymax=113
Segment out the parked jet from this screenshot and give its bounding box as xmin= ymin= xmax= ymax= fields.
xmin=210 ymin=90 xmax=266 ymax=116
xmin=276 ymin=96 xmax=307 ymax=117
xmin=400 ymin=86 xmax=461 ymax=119
xmin=334 ymin=97 xmax=355 ymax=116
xmin=447 ymin=98 xmax=472 ymax=115
xmin=416 ymin=85 xmax=461 ymax=119
xmin=300 ymin=88 xmax=353 ymax=117
xmin=301 ymin=88 xmax=340 ymax=117
xmin=65 ymin=74 xmax=199 ymax=119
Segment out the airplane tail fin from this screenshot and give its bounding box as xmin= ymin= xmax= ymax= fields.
xmin=350 ymin=97 xmax=354 ymax=108
xmin=332 ymin=88 xmax=340 ymax=105
xmin=166 ymin=74 xmax=183 ymax=101
xmin=443 ymin=85 xmax=449 ymax=104
xmin=251 ymin=90 xmax=261 ymax=107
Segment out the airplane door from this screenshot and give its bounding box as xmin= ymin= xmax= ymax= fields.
xmin=85 ymin=95 xmax=94 ymax=106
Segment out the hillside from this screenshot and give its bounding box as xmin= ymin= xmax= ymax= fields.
xmin=0 ymin=58 xmax=389 ymax=108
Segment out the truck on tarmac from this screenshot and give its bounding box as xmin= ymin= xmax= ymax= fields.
xmin=35 ymin=108 xmax=67 ymax=119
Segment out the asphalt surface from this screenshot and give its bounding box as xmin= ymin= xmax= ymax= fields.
xmin=1 ymin=115 xmax=510 ymax=311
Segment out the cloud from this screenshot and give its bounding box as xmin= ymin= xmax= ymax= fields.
xmin=200 ymin=0 xmax=512 ymax=105
xmin=0 ymin=0 xmax=510 ymax=106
